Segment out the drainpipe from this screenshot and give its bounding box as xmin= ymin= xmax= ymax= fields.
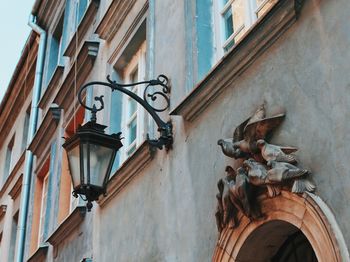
xmin=16 ymin=14 xmax=46 ymax=262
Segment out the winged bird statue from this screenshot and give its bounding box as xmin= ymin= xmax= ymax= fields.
xmin=215 ymin=104 xmax=316 ymax=233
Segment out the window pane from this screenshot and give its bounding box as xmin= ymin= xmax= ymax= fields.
xmin=223 ymin=8 xmax=234 ymax=40
xmin=129 ymin=99 xmax=137 ymax=116
xmin=128 ymin=118 xmax=137 ymax=144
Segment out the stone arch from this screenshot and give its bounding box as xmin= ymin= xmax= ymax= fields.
xmin=213 ymin=191 xmax=349 ymax=262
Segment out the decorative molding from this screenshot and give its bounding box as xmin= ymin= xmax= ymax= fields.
xmin=98 ymin=141 xmax=154 ymax=207
xmin=0 ymin=205 xmax=7 ymax=220
xmin=216 ymin=104 xmax=315 ymax=232
xmin=47 ymin=206 xmax=86 ymax=247
xmin=213 ymin=191 xmax=348 ymax=262
xmin=95 ymin=0 xmax=137 ymax=41
xmin=27 ymin=245 xmax=49 ymax=262
xmin=170 ymin=0 xmax=305 ymax=122
xmin=38 ymin=65 xmax=64 ymax=112
xmin=53 ymin=41 xmax=99 ymax=112
xmin=63 ymin=0 xmax=100 ymax=58
xmin=107 ymin=2 xmax=148 ymax=65
xmin=28 ymin=106 xmax=62 ymax=159
xmin=9 ymin=174 xmax=23 ymax=200
xmin=35 ymin=0 xmax=65 ymax=28
xmin=0 ymin=152 xmax=25 ymax=198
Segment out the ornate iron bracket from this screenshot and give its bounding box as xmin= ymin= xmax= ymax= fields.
xmin=77 ymin=74 xmax=173 ymax=150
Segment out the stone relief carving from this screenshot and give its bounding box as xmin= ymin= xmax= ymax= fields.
xmin=216 ymin=104 xmax=315 ymax=232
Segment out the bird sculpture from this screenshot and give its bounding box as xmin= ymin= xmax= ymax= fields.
xmin=216 ymin=167 xmax=239 ymax=229
xmin=242 ymin=158 xmax=268 ymax=186
xmin=266 ymin=160 xmax=309 ymax=183
xmin=218 ymin=104 xmax=286 ymax=159
xmin=257 ymin=139 xmax=298 ymax=164
xmin=233 ymin=167 xmax=261 ymax=219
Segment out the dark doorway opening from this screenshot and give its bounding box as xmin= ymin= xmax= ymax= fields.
xmin=236 ymin=220 xmax=317 ymax=262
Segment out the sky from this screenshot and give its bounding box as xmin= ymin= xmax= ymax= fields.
xmin=0 ymin=1 xmax=35 ymax=104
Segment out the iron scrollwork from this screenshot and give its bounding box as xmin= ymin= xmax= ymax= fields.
xmin=77 ymin=74 xmax=173 ymax=150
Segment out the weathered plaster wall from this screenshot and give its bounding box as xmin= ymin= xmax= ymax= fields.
xmin=95 ymin=0 xmax=350 ymax=261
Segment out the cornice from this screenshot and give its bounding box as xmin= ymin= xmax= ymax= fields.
xmin=47 ymin=206 xmax=86 ymax=247
xmin=98 ymin=141 xmax=154 ymax=207
xmin=9 ymin=174 xmax=23 ymax=200
xmin=0 ymin=205 xmax=7 ymax=220
xmin=38 ymin=65 xmax=64 ymax=112
xmin=53 ymin=41 xmax=99 ymax=112
xmin=64 ymin=0 xmax=100 ymax=58
xmin=27 ymin=245 xmax=49 ymax=262
xmin=170 ymin=0 xmax=304 ymax=121
xmin=36 ymin=0 xmax=64 ymax=29
xmin=0 ymin=152 xmax=25 ymax=198
xmin=95 ymin=0 xmax=137 ymax=41
xmin=28 ymin=106 xmax=61 ymax=159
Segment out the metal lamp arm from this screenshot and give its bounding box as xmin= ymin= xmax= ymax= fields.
xmin=77 ymin=75 xmax=173 ymax=150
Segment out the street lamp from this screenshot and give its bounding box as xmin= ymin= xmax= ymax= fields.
xmin=63 ymin=75 xmax=172 ymax=211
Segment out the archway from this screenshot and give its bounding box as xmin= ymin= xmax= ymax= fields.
xmin=213 ymin=191 xmax=349 ymax=262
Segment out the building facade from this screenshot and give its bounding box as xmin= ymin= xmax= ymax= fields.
xmin=0 ymin=0 xmax=349 ymax=261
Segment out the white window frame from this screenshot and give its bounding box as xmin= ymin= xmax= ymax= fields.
xmin=120 ymin=42 xmax=147 ymax=162
xmin=213 ymin=0 xmax=277 ymax=60
xmin=38 ymin=173 xmax=49 ymax=246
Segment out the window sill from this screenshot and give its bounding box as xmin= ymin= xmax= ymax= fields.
xmin=47 ymin=206 xmax=86 ymax=247
xmin=63 ymin=0 xmax=100 ymax=58
xmin=170 ymin=0 xmax=304 ymax=121
xmin=98 ymin=140 xmax=154 ymax=207
xmin=27 ymin=245 xmax=49 ymax=262
xmin=95 ymin=0 xmax=137 ymax=41
xmin=38 ymin=65 xmax=64 ymax=112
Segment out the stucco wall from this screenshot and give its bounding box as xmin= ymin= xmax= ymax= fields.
xmin=94 ymin=0 xmax=350 ymax=261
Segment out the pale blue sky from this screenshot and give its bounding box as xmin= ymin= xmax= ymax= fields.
xmin=0 ymin=1 xmax=35 ymax=103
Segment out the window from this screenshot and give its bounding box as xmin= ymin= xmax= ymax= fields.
xmin=120 ymin=42 xmax=147 ymax=161
xmin=29 ymin=157 xmax=50 ymax=255
xmin=45 ymin=14 xmax=64 ymax=86
xmin=21 ymin=106 xmax=31 ymax=152
xmin=8 ymin=212 xmax=18 ymax=262
xmin=38 ymin=172 xmax=49 ymax=245
xmin=3 ymin=136 xmax=15 ymax=181
xmin=214 ymin=0 xmax=278 ymax=58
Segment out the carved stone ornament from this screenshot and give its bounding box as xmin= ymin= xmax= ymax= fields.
xmin=216 ymin=104 xmax=315 ymax=233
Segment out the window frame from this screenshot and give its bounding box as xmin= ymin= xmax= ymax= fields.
xmin=38 ymin=172 xmax=49 ymax=246
xmin=120 ymin=41 xmax=147 ymax=162
xmin=213 ymin=0 xmax=278 ymax=60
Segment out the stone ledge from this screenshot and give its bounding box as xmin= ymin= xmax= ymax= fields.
xmin=95 ymin=0 xmax=137 ymax=41
xmin=28 ymin=106 xmax=61 ymax=160
xmin=38 ymin=65 xmax=64 ymax=112
xmin=98 ymin=141 xmax=154 ymax=207
xmin=64 ymin=0 xmax=100 ymax=58
xmin=170 ymin=0 xmax=304 ymax=122
xmin=47 ymin=206 xmax=86 ymax=247
xmin=27 ymin=245 xmax=49 ymax=262
xmin=0 ymin=151 xmax=25 ymax=198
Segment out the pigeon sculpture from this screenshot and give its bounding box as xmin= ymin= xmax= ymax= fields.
xmin=257 ymin=139 xmax=298 ymax=164
xmin=266 ymin=161 xmax=308 ymax=182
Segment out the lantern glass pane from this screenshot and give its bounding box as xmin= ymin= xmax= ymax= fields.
xmin=89 ymin=144 xmax=114 ymax=188
xmin=82 ymin=143 xmax=89 ymax=185
xmin=67 ymin=144 xmax=81 ymax=188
